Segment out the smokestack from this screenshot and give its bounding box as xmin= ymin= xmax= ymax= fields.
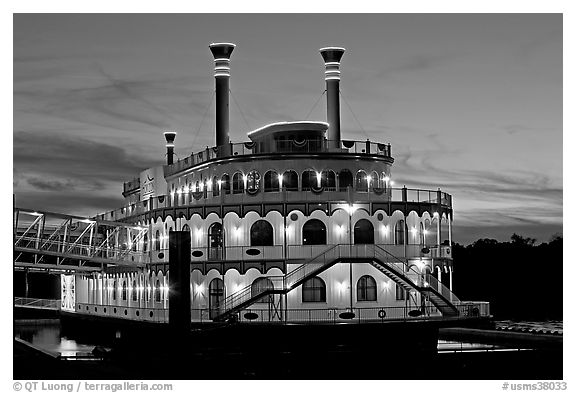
xmin=164 ymin=131 xmax=177 ymax=165
xmin=209 ymin=43 xmax=236 ymax=151
xmin=319 ymin=47 xmax=345 ymax=148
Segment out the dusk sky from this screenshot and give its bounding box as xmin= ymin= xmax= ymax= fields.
xmin=13 ymin=13 xmax=562 ymax=244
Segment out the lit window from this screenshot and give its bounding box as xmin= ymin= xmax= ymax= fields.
xmin=302 ymin=277 xmax=326 ymax=302
xmin=250 ymin=220 xmax=274 ymax=246
xmin=395 ymin=283 xmax=405 ymax=301
xmin=302 ymin=219 xmax=326 ymax=245
xmin=357 ymin=275 xmax=377 ymax=301
xmin=251 ymin=277 xmax=274 ymax=303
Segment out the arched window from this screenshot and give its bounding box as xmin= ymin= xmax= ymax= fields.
xmin=302 ymin=219 xmax=326 ymax=245
xmin=221 ymin=174 xmax=231 ymax=195
xmin=232 ymin=172 xmax=244 ymax=194
xmin=247 ymin=170 xmax=261 ymax=190
xmin=155 ymin=230 xmax=160 ymax=251
xmin=370 ymin=171 xmax=379 ymax=189
xmin=132 ymin=280 xmax=137 ymax=301
xmin=122 ymin=281 xmax=127 ymax=301
xmin=357 ymin=275 xmax=377 ymax=301
xmin=283 ymin=170 xmax=298 ymax=191
xmin=302 ymin=277 xmax=326 ymax=302
xmin=354 ymin=219 xmax=374 ymax=244
xmin=424 ymin=219 xmax=431 ymax=245
xmin=301 ymin=170 xmax=315 ymax=191
xmin=356 ymin=171 xmax=368 ymax=191
xmin=419 ymin=222 xmax=425 ymax=245
xmin=250 ymin=220 xmax=274 ymax=246
xmin=208 ymin=223 xmax=223 ymax=260
xmin=112 ymin=280 xmax=117 ymax=301
xmin=182 ymin=224 xmax=190 ymax=232
xmin=395 ymin=219 xmax=406 ymax=245
xmin=212 ymin=176 xmax=219 ymax=197
xmin=321 ymin=170 xmax=336 ymax=190
xmin=143 ymin=233 xmax=148 ymax=252
xmin=155 ymin=279 xmax=161 ymax=302
xmin=251 ymin=277 xmax=274 ymax=303
xmin=264 ymin=170 xmax=279 ymax=192
xmin=339 ymin=169 xmax=353 ymax=191
xmin=209 ymin=278 xmax=225 ymax=319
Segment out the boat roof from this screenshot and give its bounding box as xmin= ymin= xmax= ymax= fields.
xmin=247 ymin=121 xmax=329 ymax=141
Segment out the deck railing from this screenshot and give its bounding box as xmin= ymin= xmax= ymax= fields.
xmin=160 ymin=139 xmax=392 ymax=179
xmin=71 ymin=303 xmax=490 ymax=324
xmin=96 ymin=186 xmax=452 ymax=222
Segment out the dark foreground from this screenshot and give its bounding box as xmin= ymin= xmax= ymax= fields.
xmin=14 ymin=312 xmax=563 ymax=380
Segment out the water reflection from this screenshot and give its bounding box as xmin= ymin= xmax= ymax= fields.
xmin=15 ymin=321 xmax=97 ymax=357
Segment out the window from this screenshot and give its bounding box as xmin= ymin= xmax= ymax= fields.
xmin=122 ymin=281 xmax=127 ymax=301
xmin=232 ymin=172 xmax=244 ymax=194
xmin=419 ymin=222 xmax=425 ymax=245
xmin=301 ymin=170 xmax=315 ymax=191
xmin=221 ymin=174 xmax=231 ymax=194
xmin=264 ymin=171 xmax=279 ymax=192
xmin=370 ymin=171 xmax=379 ymax=188
xmin=302 ymin=219 xmax=326 ymax=245
xmin=356 ymin=171 xmax=368 ymax=191
xmin=209 ymin=278 xmax=225 ymax=319
xmin=155 ymin=230 xmax=160 ymax=251
xmin=247 ymin=170 xmax=261 ymax=190
xmin=357 ymin=275 xmax=377 ymax=301
xmin=182 ymin=224 xmax=190 ymax=232
xmin=250 ymin=220 xmax=273 ymax=246
xmin=132 ymin=280 xmax=137 ymax=301
xmin=251 ymin=277 xmax=274 ymax=303
xmin=395 ymin=283 xmax=405 ymax=301
xmin=302 ymin=277 xmax=326 ymax=302
xmin=143 ymin=233 xmax=148 ymax=252
xmin=208 ymin=223 xmax=223 ymax=260
xmin=212 ymin=176 xmax=219 ymax=197
xmin=155 ymin=279 xmax=161 ymax=302
xmin=283 ymin=170 xmax=298 ymax=191
xmin=339 ymin=169 xmax=353 ymax=191
xmin=354 ymin=219 xmax=374 ymax=244
xmin=321 ymin=170 xmax=336 ymax=190
xmin=395 ymin=220 xmax=406 ymax=245
xmin=112 ymin=280 xmax=117 ymax=301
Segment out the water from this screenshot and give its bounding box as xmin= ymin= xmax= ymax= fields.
xmin=14 ymin=321 xmax=102 ymax=358
xmin=17 ymin=319 xmax=560 ymax=358
xmin=494 ymin=320 xmax=563 ymax=334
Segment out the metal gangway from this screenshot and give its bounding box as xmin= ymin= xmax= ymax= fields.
xmin=14 ymin=297 xmax=61 ymax=311
xmin=14 ymin=208 xmax=149 ymax=273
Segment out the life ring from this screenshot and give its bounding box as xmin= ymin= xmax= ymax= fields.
xmin=378 ymin=309 xmax=386 ymax=319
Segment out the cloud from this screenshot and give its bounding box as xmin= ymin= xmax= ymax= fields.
xmin=26 ymin=177 xmax=77 ymax=191
xmin=13 ymin=131 xmax=163 ymax=190
xmin=376 ymin=52 xmax=465 ymax=79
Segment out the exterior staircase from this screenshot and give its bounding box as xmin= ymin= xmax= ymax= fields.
xmin=213 ymin=244 xmax=460 ymax=322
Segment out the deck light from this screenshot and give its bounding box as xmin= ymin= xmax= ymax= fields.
xmin=366 ymin=175 xmax=372 ymax=187
xmin=206 ymin=179 xmax=213 ymax=189
xmin=423 ymin=229 xmax=429 ymax=235
xmin=344 ymin=204 xmax=357 ymax=215
xmin=183 ymin=185 xmax=190 ymax=193
xmin=389 ymin=180 xmax=395 ymax=186
xmin=196 ymin=284 xmax=204 ymax=295
xmin=217 ymin=179 xmax=223 ymax=189
xmin=410 ymin=227 xmax=418 ymax=235
xmin=433 ymin=212 xmax=439 ymax=218
xmin=383 ymin=176 xmax=390 ymax=183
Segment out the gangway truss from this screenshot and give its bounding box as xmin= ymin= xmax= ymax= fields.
xmin=14 ymin=208 xmax=149 ymax=273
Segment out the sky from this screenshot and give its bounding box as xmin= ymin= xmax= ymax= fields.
xmin=12 ymin=13 xmax=563 ymax=245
